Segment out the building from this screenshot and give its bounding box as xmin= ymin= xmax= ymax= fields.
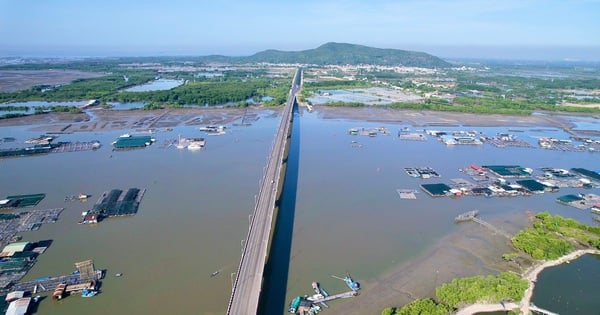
xmin=112 ymin=135 xmax=155 ymax=149
xmin=82 ymin=214 xmax=99 ymax=224
xmin=5 ymin=297 xmax=31 ymax=315
xmin=2 ymin=242 xmax=31 ymax=255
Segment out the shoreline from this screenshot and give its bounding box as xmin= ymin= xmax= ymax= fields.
xmin=455 ymin=249 xmax=600 ymax=315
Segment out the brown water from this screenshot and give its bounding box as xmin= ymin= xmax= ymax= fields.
xmin=0 ymin=109 xmax=598 ymax=315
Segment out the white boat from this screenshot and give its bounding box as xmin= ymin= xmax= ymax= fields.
xmin=188 ymin=143 xmax=203 ymax=150
xmin=187 ymin=138 xmax=205 ymax=151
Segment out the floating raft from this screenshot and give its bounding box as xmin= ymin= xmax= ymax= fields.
xmin=397 ymin=189 xmax=418 ymax=199
xmin=0 ymin=141 xmax=100 ymax=158
xmin=421 ymin=183 xmax=452 ymax=197
xmin=93 ymin=188 xmax=146 ymax=217
xmin=0 ymin=193 xmax=46 ymax=208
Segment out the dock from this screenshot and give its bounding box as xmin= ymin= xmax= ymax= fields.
xmin=455 ymin=210 xmax=511 ymax=239
xmin=310 ymin=290 xmax=358 ymax=304
xmin=12 ymin=260 xmax=102 ymax=294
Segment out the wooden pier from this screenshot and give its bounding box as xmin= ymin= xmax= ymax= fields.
xmin=310 ymin=290 xmax=358 ymax=304
xmin=12 ymin=260 xmax=102 ymax=293
xmin=455 ymin=210 xmax=511 ymax=239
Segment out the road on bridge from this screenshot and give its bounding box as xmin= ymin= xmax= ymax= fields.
xmin=227 ymin=69 xmax=301 ymax=315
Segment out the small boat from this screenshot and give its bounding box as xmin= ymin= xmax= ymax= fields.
xmin=52 ymin=283 xmax=66 ymax=300
xmin=188 ymin=138 xmax=205 ymax=150
xmin=115 ymin=273 xmax=123 ymax=277
xmin=210 ymin=270 xmax=221 ymax=277
xmin=81 ymin=289 xmax=98 ymax=297
xmin=33 ymin=295 xmax=41 ymax=303
xmin=288 ymin=296 xmax=301 ymax=313
xmin=78 ymin=193 xmax=88 ymax=200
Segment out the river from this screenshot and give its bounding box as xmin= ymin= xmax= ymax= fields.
xmin=0 ymin=108 xmax=598 ymax=314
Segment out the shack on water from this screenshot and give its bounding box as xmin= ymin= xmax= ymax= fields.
xmin=111 ymin=135 xmax=155 ymax=149
xmin=483 ymin=165 xmax=532 ymax=178
xmin=0 ymin=194 xmax=45 ymax=209
xmin=421 ymin=183 xmax=452 ymax=197
xmin=81 ymin=188 xmax=146 ymax=224
xmin=516 ymin=179 xmax=550 ymax=193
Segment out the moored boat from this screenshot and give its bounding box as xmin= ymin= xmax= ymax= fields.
xmin=81 ymin=289 xmax=98 ymax=297
xmin=288 ymin=296 xmax=301 ymax=313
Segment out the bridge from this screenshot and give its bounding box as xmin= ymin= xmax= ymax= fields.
xmin=226 ymin=68 xmax=302 ymax=315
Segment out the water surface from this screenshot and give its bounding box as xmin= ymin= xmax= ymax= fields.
xmin=124 ymin=78 xmax=184 ymax=92
xmin=0 ymin=109 xmax=598 ymax=314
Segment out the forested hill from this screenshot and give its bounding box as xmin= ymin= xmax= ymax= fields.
xmin=243 ymin=42 xmax=450 ymax=68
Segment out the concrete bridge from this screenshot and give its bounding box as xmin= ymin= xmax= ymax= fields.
xmin=226 ymin=69 xmax=302 ymax=315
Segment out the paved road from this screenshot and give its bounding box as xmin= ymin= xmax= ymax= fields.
xmin=227 ymin=69 xmax=301 ymax=315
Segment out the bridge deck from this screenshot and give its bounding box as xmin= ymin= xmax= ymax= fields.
xmin=226 ymin=69 xmax=301 ymax=315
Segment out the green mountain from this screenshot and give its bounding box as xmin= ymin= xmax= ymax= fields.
xmin=243 ymin=42 xmax=450 ymax=68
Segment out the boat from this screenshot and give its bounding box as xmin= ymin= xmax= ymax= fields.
xmin=187 ymin=138 xmax=205 ymax=150
xmin=81 ymin=289 xmax=98 ymax=297
xmin=115 ymin=273 xmax=123 ymax=277
xmin=288 ymin=296 xmax=301 ymax=313
xmin=332 ymin=273 xmax=361 ymax=291
xmin=210 ymin=269 xmax=220 ymax=277
xmin=33 ymin=295 xmax=41 ymax=303
xmin=188 ymin=143 xmax=203 ymax=150
xmin=312 ymin=281 xmax=320 ymax=294
xmin=78 ymin=193 xmax=88 ymax=200
xmin=52 ymin=283 xmax=66 ymax=300
xmin=200 ymin=125 xmax=226 ymax=135
xmin=344 ymin=275 xmax=360 ymax=291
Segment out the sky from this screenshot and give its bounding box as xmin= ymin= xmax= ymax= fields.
xmin=1 ymin=0 xmax=599 ymax=60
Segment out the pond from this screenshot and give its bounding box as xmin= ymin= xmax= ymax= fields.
xmin=123 ymin=78 xmax=184 ymax=92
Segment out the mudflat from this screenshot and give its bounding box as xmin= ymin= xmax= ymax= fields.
xmin=0 ymin=69 xmax=104 ymax=93
xmin=0 ymin=105 xmax=596 ymax=135
xmin=329 ymin=212 xmax=534 ymax=315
